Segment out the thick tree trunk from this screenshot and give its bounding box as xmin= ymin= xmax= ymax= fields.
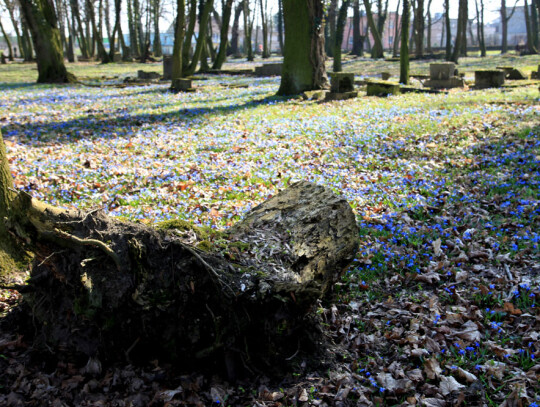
xmin=277 ymin=0 xmax=283 ymax=54
xmin=19 ymin=0 xmax=75 ymax=83
xmin=531 ymin=0 xmax=539 ymax=52
xmin=5 ymin=182 xmax=358 ymax=375
xmin=351 ymin=0 xmax=363 ymax=56
xmin=451 ymin=0 xmax=467 ymax=63
xmin=399 ymin=0 xmax=409 ymax=84
xmin=212 ymin=0 xmax=233 ymax=69
xmin=243 ymin=0 xmax=253 ymax=60
xmin=392 ymin=0 xmax=401 ymax=57
xmin=259 ymin=0 xmax=269 ymax=58
xmin=363 ymin=0 xmax=384 ymax=58
xmin=182 ymin=0 xmax=197 ymax=69
xmin=278 ymin=0 xmax=328 ymax=95
xmin=333 ymin=0 xmax=350 ymax=72
xmin=501 ymin=0 xmax=508 ymax=53
xmin=153 ymin=0 xmax=162 ymax=57
xmin=426 ymin=0 xmax=432 ymax=53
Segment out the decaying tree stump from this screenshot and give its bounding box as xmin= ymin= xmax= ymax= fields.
xmin=7 ymin=181 xmax=358 ymax=374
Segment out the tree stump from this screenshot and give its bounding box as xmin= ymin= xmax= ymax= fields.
xmin=7 ymin=181 xmax=358 ymax=375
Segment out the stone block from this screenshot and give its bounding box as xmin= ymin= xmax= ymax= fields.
xmin=328 ymin=72 xmax=355 ymax=93
xmin=163 ymin=56 xmax=173 ymax=80
xmin=366 ymin=80 xmax=400 ymax=96
xmin=381 ymin=72 xmax=391 ymax=80
xmin=475 ymin=70 xmax=505 ymax=89
xmin=138 ymin=70 xmax=161 ymax=80
xmin=424 ymin=76 xmax=465 ymax=89
xmin=324 ymin=91 xmax=358 ymax=101
xmin=112 ymin=52 xmax=122 ymax=62
xmin=506 ymin=68 xmax=527 ymax=80
xmin=302 ymin=90 xmax=328 ymax=101
xmin=429 ymin=62 xmax=456 ymax=80
xmin=171 ymin=78 xmax=196 ymax=92
xmin=254 ymin=63 xmax=282 ymax=76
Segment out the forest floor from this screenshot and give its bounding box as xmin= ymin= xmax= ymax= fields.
xmin=0 ymin=54 xmax=539 ymax=406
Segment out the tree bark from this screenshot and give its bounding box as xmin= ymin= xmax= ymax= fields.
xmin=212 ymin=0 xmax=233 ymax=68
xmin=228 ymin=1 xmax=242 ymax=55
xmin=399 ymin=0 xmax=409 ymax=84
xmin=278 ymin=0 xmax=328 ymax=95
xmin=171 ymin=0 xmax=185 ymax=85
xmin=243 ymin=0 xmax=253 ymax=60
xmin=277 ymin=0 xmax=283 ymax=54
xmin=19 ymin=0 xmax=75 ymax=83
xmin=444 ymin=0 xmax=451 ymax=60
xmin=0 ymin=19 xmax=14 ymax=61
xmin=413 ymin=0 xmax=424 ymax=57
xmin=363 ymin=0 xmax=384 ymax=58
xmin=4 ymin=181 xmax=358 ymax=375
xmin=185 ymin=0 xmax=214 ymax=75
xmin=475 ymin=0 xmax=486 ymax=56
xmin=450 ymin=0 xmax=466 ymax=63
xmin=182 ymin=0 xmax=197 ymax=69
xmin=325 ymin=0 xmax=337 ymax=57
xmin=351 ymin=0 xmax=363 ymax=56
xmin=87 ymin=0 xmax=111 ymax=62
xmin=70 ymin=0 xmax=90 ymax=58
xmin=392 ymin=0 xmax=401 ymax=57
xmin=531 ymin=0 xmax=539 ymax=52
xmin=259 ymin=0 xmax=269 ymax=58
xmin=333 ymin=0 xmax=350 ymax=72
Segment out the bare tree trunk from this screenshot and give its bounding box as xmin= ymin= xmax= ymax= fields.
xmin=183 ymin=0 xmax=197 ymax=68
xmin=363 ymin=0 xmax=384 ymax=58
xmin=333 ymin=0 xmax=350 ymax=72
xmin=171 ymin=0 xmax=185 ymax=84
xmin=392 ymin=0 xmax=401 ymax=57
xmin=475 ymin=0 xmax=486 ymax=56
xmin=212 ymin=0 xmax=233 ymax=69
xmin=69 ymin=0 xmax=89 ymax=58
xmin=444 ymin=0 xmax=451 ymax=60
xmin=326 ymin=0 xmax=337 ymax=57
xmin=525 ymin=0 xmax=539 ymax=53
xmin=501 ymin=0 xmax=519 ymax=54
xmin=152 ymin=0 xmax=162 ymax=56
xmin=278 ymin=0 xmax=328 ymax=95
xmin=451 ymin=0 xmax=467 ymax=62
xmin=87 ymin=0 xmax=111 ymax=62
xmin=259 ymin=0 xmax=269 ymax=58
xmin=531 ymin=0 xmax=539 ymax=52
xmin=277 ymin=0 xmax=283 ymax=54
xmin=185 ymin=0 xmax=214 ymax=75
xmin=228 ymin=1 xmax=242 ymax=55
xmin=414 ymin=0 xmax=424 ymax=57
xmin=243 ymin=0 xmax=253 ymax=60
xmin=19 ymin=0 xmax=75 ymax=82
xmin=0 ymin=19 xmax=14 ymax=61
xmin=426 ymin=0 xmax=432 ymax=53
xmin=351 ymin=0 xmax=362 ymax=56
xmin=399 ymin=0 xmax=409 ymax=84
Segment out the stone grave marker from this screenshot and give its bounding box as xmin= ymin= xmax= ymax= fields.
xmin=163 ymin=56 xmax=173 ymax=80
xmin=424 ymin=62 xmax=465 ymax=89
xmin=254 ymin=63 xmax=282 ymax=76
xmin=474 ymin=70 xmax=505 ymax=88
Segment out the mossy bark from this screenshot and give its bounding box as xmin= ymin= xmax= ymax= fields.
xmin=6 ymin=182 xmax=358 ymax=375
xmin=278 ymin=0 xmax=328 ymax=95
xmin=19 ymin=0 xmax=76 ymax=83
xmin=362 ymin=0 xmax=384 ymax=58
xmin=184 ymin=0 xmax=214 ymax=76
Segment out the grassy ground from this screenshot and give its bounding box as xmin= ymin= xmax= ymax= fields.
xmin=0 ymin=57 xmax=539 ymax=406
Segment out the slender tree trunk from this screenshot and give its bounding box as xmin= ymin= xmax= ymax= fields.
xmin=109 ymin=0 xmax=122 ymax=59
xmin=228 ymin=1 xmax=242 ymax=55
xmin=171 ymin=0 xmax=185 ymax=82
xmin=475 ymin=0 xmax=486 ymax=56
xmin=259 ymin=0 xmax=269 ymax=58
xmin=22 ymin=22 xmax=34 ymax=60
xmin=185 ymin=0 xmax=214 ymax=75
xmin=376 ymin=0 xmax=388 ymax=36
xmin=326 ymin=0 xmax=337 ymax=57
xmin=524 ymin=0 xmax=538 ymax=53
xmin=87 ymin=0 xmax=111 ymax=62
xmin=451 ymin=0 xmax=466 ymax=62
xmin=460 ymin=0 xmax=468 ymax=56
xmin=70 ymin=0 xmax=89 ymax=58
xmin=54 ymin=0 xmax=67 ymax=55
xmin=426 ymin=0 xmax=432 ymax=53
xmin=278 ymin=0 xmax=327 ymax=95
xmin=444 ymin=0 xmax=451 ymax=60
xmin=242 ymin=0 xmax=253 ymax=60
xmin=501 ymin=0 xmax=508 ymax=53
xmin=392 ymin=0 xmax=401 ymax=57
xmin=351 ymin=0 xmax=363 ymax=56
xmin=153 ymin=0 xmax=162 ymax=56
xmin=19 ymin=0 xmax=76 ymax=82
xmin=531 ymin=0 xmax=539 ymax=52
xmin=183 ymin=0 xmax=197 ymax=68
xmin=277 ymin=0 xmax=283 ymax=54
xmin=414 ymin=0 xmax=424 ymax=57
xmin=0 ymin=19 xmax=14 ymax=61
xmin=63 ymin=0 xmax=75 ymax=62
xmin=333 ymin=0 xmax=350 ymax=72
xmin=212 ymin=0 xmax=233 ymax=69
xmin=127 ymin=0 xmax=139 ymax=57
xmin=363 ymin=0 xmax=384 ymax=58
xmin=399 ymin=0 xmax=409 ymax=84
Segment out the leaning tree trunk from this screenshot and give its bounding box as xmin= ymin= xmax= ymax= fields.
xmin=363 ymin=0 xmax=384 ymax=58
xmin=212 ymin=0 xmax=233 ymax=69
xmin=19 ymin=0 xmax=76 ymax=83
xmin=5 ymin=181 xmax=358 ymax=376
xmin=278 ymin=0 xmax=328 ymax=95
xmin=170 ymin=0 xmax=185 ymax=86
xmin=185 ymin=0 xmax=214 ymax=76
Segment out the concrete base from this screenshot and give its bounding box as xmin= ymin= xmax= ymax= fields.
xmin=254 ymin=63 xmax=282 ymax=76
xmin=475 ymin=70 xmax=505 ymax=89
xmin=112 ymin=52 xmax=122 ymax=63
xmin=429 ymin=62 xmax=457 ymax=80
xmin=324 ymin=91 xmax=358 ymax=101
xmin=366 ymin=80 xmax=400 ymax=96
xmin=171 ymin=78 xmax=196 ymax=92
xmin=302 ymin=90 xmax=328 ymax=101
xmin=424 ymin=77 xmax=465 ymax=89
xmin=328 ymin=72 xmax=355 ymax=93
xmin=138 ymin=70 xmax=161 ymax=80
